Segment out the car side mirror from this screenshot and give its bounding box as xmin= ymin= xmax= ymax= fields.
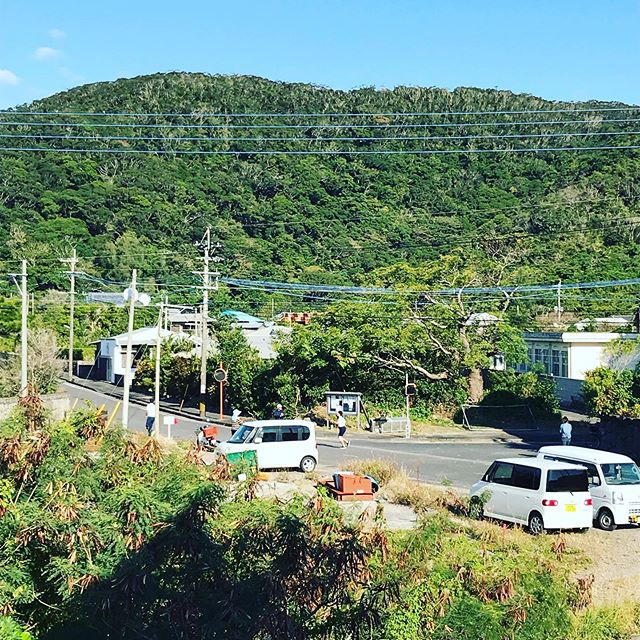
xmin=254 ymin=437 xmax=262 ymax=444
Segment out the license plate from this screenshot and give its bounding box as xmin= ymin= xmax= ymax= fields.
xmin=565 ymin=504 xmax=576 ymax=512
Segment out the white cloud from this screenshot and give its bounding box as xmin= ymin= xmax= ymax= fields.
xmin=0 ymin=69 xmax=19 ymax=85
xmin=49 ymin=28 xmax=66 ymax=39
xmin=33 ymin=46 xmax=60 ymax=61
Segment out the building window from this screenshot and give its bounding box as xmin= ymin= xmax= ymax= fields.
xmin=551 ymin=349 xmax=560 ymax=376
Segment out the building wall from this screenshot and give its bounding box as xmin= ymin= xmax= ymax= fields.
xmin=568 ymin=343 xmax=607 ymax=379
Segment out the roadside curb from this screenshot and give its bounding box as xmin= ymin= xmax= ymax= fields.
xmin=64 ymin=379 xmax=233 ymax=426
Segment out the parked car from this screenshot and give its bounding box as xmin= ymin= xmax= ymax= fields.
xmin=217 ymin=419 xmax=318 ymax=472
xmin=537 ymin=446 xmax=640 ymax=531
xmin=470 ymin=457 xmax=592 ymax=534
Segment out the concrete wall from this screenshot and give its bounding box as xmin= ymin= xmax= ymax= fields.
xmin=553 ymin=377 xmax=584 ymax=408
xmin=0 ymin=393 xmax=71 ymax=422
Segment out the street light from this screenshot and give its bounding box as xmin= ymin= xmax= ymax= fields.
xmin=121 ymin=270 xmax=150 ymax=429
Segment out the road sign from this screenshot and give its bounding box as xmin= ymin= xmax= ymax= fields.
xmin=213 ymin=368 xmax=227 ymax=383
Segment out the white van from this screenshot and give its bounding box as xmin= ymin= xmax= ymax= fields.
xmin=217 ymin=419 xmax=318 ymax=472
xmin=470 ymin=457 xmax=592 ymax=534
xmin=537 ymin=446 xmax=640 ymax=531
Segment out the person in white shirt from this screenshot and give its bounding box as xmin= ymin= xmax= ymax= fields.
xmin=145 ymin=401 xmax=156 ymax=437
xmin=560 ymin=416 xmax=572 ymax=446
xmin=337 ymin=410 xmax=350 ymax=448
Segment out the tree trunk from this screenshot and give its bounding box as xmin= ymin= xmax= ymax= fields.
xmin=468 ymin=368 xmax=484 ymax=404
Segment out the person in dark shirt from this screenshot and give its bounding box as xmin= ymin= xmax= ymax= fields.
xmin=272 ymin=403 xmax=285 ymax=419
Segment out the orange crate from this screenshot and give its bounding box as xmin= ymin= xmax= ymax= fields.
xmin=203 ymin=426 xmax=218 ymax=439
xmin=338 ymin=474 xmax=372 ymax=494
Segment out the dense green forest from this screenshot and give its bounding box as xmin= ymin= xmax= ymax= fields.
xmin=1 ymin=72 xmax=640 ymax=320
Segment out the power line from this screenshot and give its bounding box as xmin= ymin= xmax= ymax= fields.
xmin=219 ymin=275 xmax=640 ymax=297
xmin=2 ymin=129 xmax=640 ymax=144
xmin=2 ymin=144 xmax=640 ymax=156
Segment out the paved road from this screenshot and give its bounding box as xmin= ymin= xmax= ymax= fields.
xmin=64 ymin=383 xmax=540 ymax=489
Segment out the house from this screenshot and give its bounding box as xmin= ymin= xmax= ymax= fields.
xmin=516 ymin=331 xmax=640 ymax=404
xmin=93 ymin=327 xmax=199 ymax=383
xmin=221 ymin=310 xmax=293 ymax=359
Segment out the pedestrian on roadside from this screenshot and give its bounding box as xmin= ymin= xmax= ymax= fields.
xmin=337 ymin=410 xmax=350 ymax=448
xmin=560 ymin=416 xmax=572 ymax=446
xmin=145 ymin=401 xmax=156 ymax=437
xmin=272 ymin=403 xmax=285 ymax=419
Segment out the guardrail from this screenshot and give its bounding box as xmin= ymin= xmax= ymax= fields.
xmin=371 ymin=416 xmax=407 ymax=434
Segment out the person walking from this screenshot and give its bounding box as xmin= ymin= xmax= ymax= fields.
xmin=272 ymin=403 xmax=285 ymax=419
xmin=560 ymin=416 xmax=572 ymax=446
xmin=337 ymin=410 xmax=350 ymax=448
xmin=145 ymin=401 xmax=156 ymax=437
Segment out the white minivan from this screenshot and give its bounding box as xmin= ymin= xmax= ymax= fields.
xmin=471 ymin=457 xmax=593 ymax=534
xmin=217 ymin=419 xmax=318 ymax=472
xmin=537 ymin=446 xmax=640 ymax=531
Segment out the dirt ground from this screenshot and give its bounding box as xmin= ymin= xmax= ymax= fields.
xmin=251 ymin=471 xmax=640 ymax=606
xmin=565 ymin=526 xmax=640 ymax=605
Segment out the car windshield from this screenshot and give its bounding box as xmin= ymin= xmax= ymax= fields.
xmin=546 ymin=468 xmax=589 ymax=493
xmin=228 ymin=425 xmax=255 ymax=444
xmin=601 ymin=462 xmax=640 ymax=485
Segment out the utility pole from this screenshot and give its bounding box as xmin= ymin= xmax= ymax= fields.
xmin=199 ymin=228 xmax=210 ymax=419
xmin=154 ymin=299 xmax=163 ymax=437
xmin=8 ymin=262 xmax=29 ymax=396
xmin=195 ymin=228 xmax=222 ymax=419
xmin=556 ymin=279 xmax=562 ymax=321
xmin=121 ymin=269 xmax=137 ymax=430
xmin=60 ymin=248 xmax=78 ymax=381
xmin=405 ymin=372 xmax=411 ymax=439
xmin=21 ymin=261 xmax=28 ymax=396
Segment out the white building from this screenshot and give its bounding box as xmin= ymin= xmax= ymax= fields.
xmin=517 ymin=331 xmax=640 ymax=404
xmin=95 ymin=327 xmax=199 ymax=383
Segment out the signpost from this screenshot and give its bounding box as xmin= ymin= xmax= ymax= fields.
xmin=325 ymin=391 xmax=362 ymax=429
xmin=213 ymin=365 xmax=227 ymax=420
xmin=163 ymin=415 xmax=177 ymax=440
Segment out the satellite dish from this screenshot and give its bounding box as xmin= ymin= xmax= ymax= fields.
xmin=138 ymin=293 xmax=151 ymax=307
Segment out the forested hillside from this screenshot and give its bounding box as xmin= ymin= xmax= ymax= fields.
xmin=1 ymin=72 xmax=640 ymax=318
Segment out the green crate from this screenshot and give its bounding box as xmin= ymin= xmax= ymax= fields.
xmin=225 ymin=449 xmax=257 ymax=476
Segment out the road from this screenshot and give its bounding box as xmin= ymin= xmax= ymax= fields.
xmin=64 ymin=383 xmax=540 ymax=489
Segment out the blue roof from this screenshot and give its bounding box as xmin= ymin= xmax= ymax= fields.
xmin=221 ymin=310 xmax=266 ymax=324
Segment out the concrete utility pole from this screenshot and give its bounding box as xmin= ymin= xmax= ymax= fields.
xmin=154 ymin=299 xmax=163 ymax=437
xmin=199 ymin=228 xmax=210 ymax=419
xmin=121 ymin=269 xmax=137 ymax=430
xmin=196 ymin=228 xmax=222 ymax=419
xmin=18 ymin=261 xmax=28 ymax=396
xmin=405 ymin=372 xmax=411 ymax=439
xmin=60 ymin=248 xmax=78 ymax=381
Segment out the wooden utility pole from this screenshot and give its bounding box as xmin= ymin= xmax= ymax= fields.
xmin=60 ymin=249 xmax=78 ymax=381
xmin=121 ymin=269 xmax=137 ymax=430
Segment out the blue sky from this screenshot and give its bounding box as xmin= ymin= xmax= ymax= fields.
xmin=1 ymin=0 xmax=639 ymax=109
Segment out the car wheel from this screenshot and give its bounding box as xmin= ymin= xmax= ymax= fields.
xmin=528 ymin=511 xmax=545 ymax=536
xmin=300 ymin=456 xmax=317 ymax=473
xmin=468 ymin=496 xmax=484 ymax=520
xmin=597 ymin=508 xmax=617 ymax=531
